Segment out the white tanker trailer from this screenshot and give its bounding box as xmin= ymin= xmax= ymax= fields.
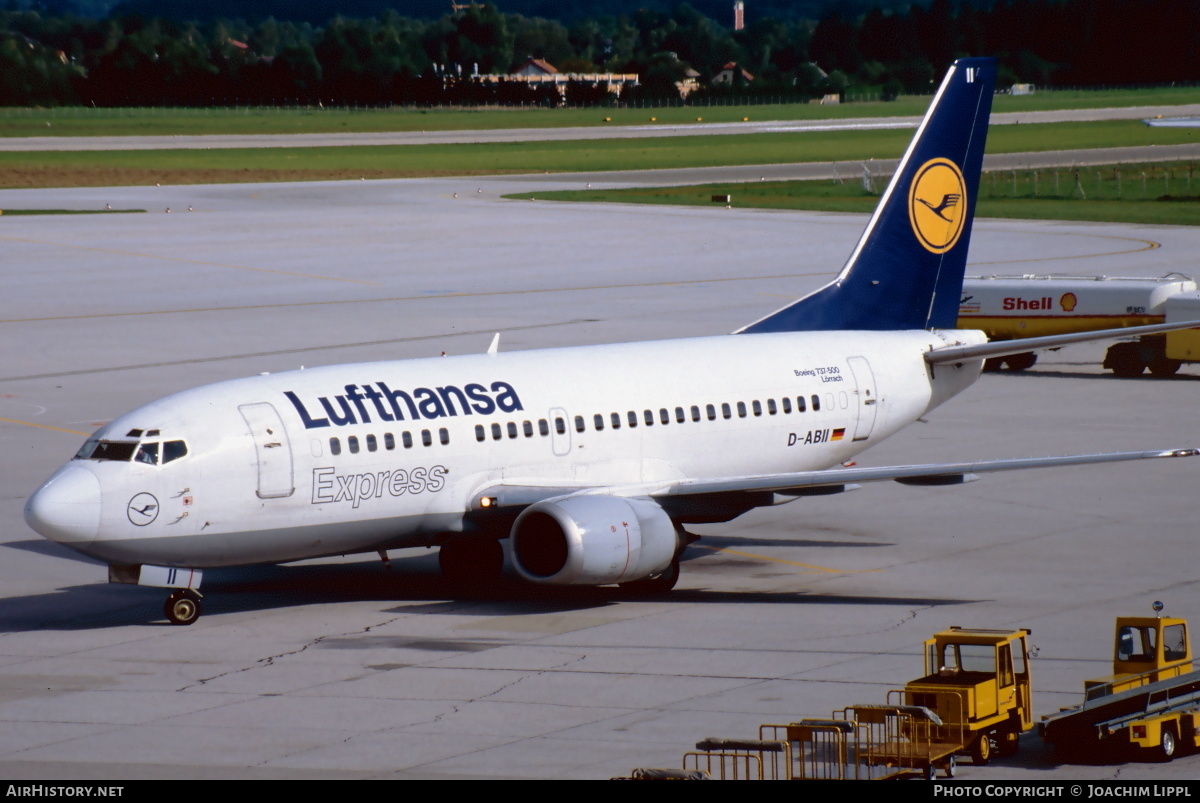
xmin=958 ymin=274 xmax=1200 ymax=376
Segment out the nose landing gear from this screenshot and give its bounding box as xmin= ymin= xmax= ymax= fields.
xmin=164 ymin=589 xmax=203 ymax=625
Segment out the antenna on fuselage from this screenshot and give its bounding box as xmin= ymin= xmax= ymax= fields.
xmin=487 ymin=333 xmax=500 ymax=356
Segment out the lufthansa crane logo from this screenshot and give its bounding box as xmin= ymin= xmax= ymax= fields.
xmin=908 ymin=157 xmax=968 ymax=254
xmin=127 ymin=493 xmax=159 ymax=526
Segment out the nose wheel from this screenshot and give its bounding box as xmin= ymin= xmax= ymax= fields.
xmin=164 ymin=589 xmax=203 ymax=625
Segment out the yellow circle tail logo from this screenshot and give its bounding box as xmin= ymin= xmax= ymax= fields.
xmin=908 ymin=157 xmax=968 ymax=254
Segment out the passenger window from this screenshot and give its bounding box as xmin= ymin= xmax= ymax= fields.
xmin=439 ymin=428 xmax=449 ymax=445
xmin=538 ymin=419 xmax=549 ymax=436
xmin=796 ymin=395 xmax=806 ymax=412
xmin=491 ymin=423 xmax=502 ymax=441
xmin=508 ymin=422 xmax=519 ymax=439
xmin=675 ymin=407 xmax=685 ymax=423
xmin=475 ymin=425 xmax=485 ymax=442
xmin=838 ymin=391 xmax=849 ymax=409
xmin=330 ymin=437 xmax=342 ymax=456
xmin=825 ymin=393 xmax=835 ymax=411
xmin=722 ymin=403 xmax=732 ymax=419
xmin=421 ymin=430 xmax=432 ymax=447
xmin=348 ymin=436 xmax=360 ymax=454
xmin=575 ymin=415 xmax=585 ymax=433
xmin=402 ymin=432 xmax=413 ymax=449
xmin=644 ymin=410 xmax=654 ymax=426
xmin=162 ymin=440 xmax=188 ymax=464
xmin=811 ymin=394 xmax=820 ymax=412
xmin=366 ymin=434 xmax=377 ymax=452
xmin=753 ymin=400 xmax=763 ymax=416
xmin=737 ymin=401 xmax=747 ymax=418
xmin=135 ymin=442 xmax=159 ymax=465
xmin=594 ymin=414 xmax=604 ymax=431
xmin=691 ymin=405 xmax=701 ymax=422
xmin=611 ymin=413 xmax=621 ymax=430
xmin=523 ymin=420 xmax=534 ymax=437
xmin=767 ymin=399 xmax=777 ymax=415
xmin=556 ymin=417 xmax=567 ymax=435
xmin=384 ymin=433 xmax=395 ymax=450
xmin=782 ymin=397 xmax=792 ymax=413
xmin=706 ymin=404 xmax=716 ymax=420
xmin=628 ymin=411 xmax=638 ymax=428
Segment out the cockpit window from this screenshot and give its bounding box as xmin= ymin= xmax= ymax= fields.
xmin=77 ymin=438 xmax=188 ymax=464
xmin=135 ymin=442 xmax=160 ymax=465
xmin=162 ymin=440 xmax=188 ymax=464
xmin=87 ymin=441 xmax=138 ymax=461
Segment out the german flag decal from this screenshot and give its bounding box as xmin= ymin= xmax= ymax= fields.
xmin=831 ymin=428 xmax=846 ymax=441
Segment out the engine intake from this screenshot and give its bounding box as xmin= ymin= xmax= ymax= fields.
xmin=510 ymin=495 xmax=677 ymax=585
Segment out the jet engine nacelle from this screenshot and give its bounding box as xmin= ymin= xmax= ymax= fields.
xmin=510 ymin=495 xmax=677 ymax=585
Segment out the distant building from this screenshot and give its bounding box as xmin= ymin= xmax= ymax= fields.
xmin=475 ymin=58 xmax=639 ymax=103
xmin=734 ymin=1 xmax=745 ymax=31
xmin=512 ymin=58 xmax=558 ymax=78
xmin=712 ymin=62 xmax=753 ymax=86
xmin=677 ymin=67 xmax=701 ymax=98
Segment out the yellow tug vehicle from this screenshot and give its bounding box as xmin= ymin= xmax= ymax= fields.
xmin=898 ymin=626 xmax=1034 ymax=766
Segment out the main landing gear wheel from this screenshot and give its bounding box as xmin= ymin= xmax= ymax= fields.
xmin=619 ymin=559 xmax=680 ymax=595
xmin=439 ymin=539 xmax=504 ymax=583
xmin=164 ymin=589 xmax=203 ymax=626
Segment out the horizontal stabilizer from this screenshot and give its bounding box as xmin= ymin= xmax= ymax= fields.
xmin=926 ymin=319 xmax=1200 ymax=365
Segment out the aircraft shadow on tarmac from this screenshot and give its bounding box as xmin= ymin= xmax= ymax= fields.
xmin=0 ymin=545 xmax=979 ymax=631
xmin=5 ymin=537 xmax=106 ymax=565
xmin=698 ymin=534 xmax=893 ymax=550
xmin=992 ymin=367 xmax=1200 ymax=382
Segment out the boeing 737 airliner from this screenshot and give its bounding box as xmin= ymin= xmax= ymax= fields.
xmin=24 ymin=58 xmax=1198 ymax=624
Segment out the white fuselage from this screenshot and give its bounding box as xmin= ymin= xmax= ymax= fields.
xmin=28 ymin=328 xmax=984 ymax=569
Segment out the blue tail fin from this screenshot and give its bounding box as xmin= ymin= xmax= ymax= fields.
xmin=737 ymin=57 xmax=995 ymax=334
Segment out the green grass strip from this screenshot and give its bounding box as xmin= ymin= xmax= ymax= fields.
xmin=1 ymin=85 xmax=1196 ymax=138
xmin=2 ymin=120 xmax=1197 ymax=189
xmin=505 ymin=162 xmax=1200 ymax=227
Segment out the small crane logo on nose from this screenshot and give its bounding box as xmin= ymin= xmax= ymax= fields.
xmin=127 ymin=493 xmax=160 ymax=526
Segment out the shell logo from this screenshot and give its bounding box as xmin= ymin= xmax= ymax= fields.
xmin=1060 ymin=292 xmax=1078 ymax=312
xmin=908 ymin=157 xmax=968 ymax=254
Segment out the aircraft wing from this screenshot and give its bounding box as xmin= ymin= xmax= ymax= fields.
xmin=656 ymin=448 xmax=1198 ymax=496
xmin=469 ymin=448 xmax=1198 ymax=512
xmin=926 ymin=319 xmax=1200 ymax=365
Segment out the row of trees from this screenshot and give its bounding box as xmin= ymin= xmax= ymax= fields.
xmin=1 ymin=0 xmax=1197 ymax=107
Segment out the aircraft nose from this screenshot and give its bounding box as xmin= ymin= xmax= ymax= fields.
xmin=25 ymin=465 xmax=102 ymax=545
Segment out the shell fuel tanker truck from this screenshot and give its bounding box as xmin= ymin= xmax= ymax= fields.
xmin=958 ymin=274 xmax=1200 ymax=376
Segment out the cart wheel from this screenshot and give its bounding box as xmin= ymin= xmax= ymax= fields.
xmin=943 ymin=754 xmax=956 ymax=778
